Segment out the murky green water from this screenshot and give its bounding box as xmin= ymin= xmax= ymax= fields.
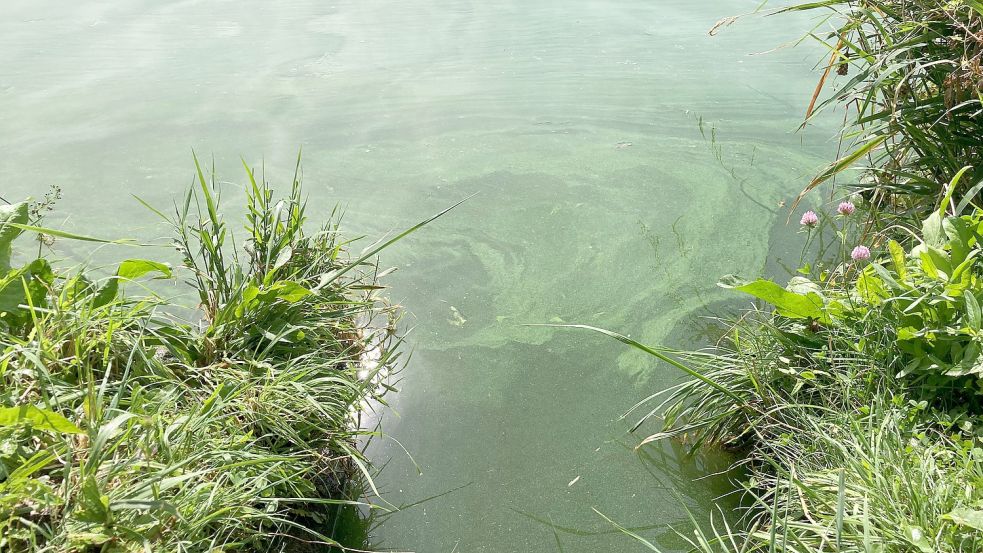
xmin=2 ymin=1 xmax=836 ymax=551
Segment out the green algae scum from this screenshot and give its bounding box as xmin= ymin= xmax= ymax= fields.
xmin=0 ymin=1 xmax=846 ymax=551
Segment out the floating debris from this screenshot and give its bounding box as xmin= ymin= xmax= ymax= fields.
xmin=449 ymin=305 xmax=467 ymax=326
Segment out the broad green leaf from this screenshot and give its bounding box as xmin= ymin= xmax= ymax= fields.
xmin=0 ymin=259 xmax=54 ymax=316
xmin=0 ymin=405 xmax=83 ymax=434
xmin=919 ymin=251 xmax=940 ymax=280
xmin=116 ymin=259 xmax=172 ymax=280
xmin=268 ymin=281 xmax=312 ymax=303
xmin=924 ymin=246 xmax=952 ymax=278
xmin=944 ymin=508 xmax=983 ymax=531
xmin=888 ymin=240 xmax=907 ymax=280
xmin=0 ymin=202 xmax=28 ymax=272
xmin=0 ymin=267 xmax=29 ymax=314
xmin=91 ymin=281 xmax=119 ymax=309
xmin=870 ymin=263 xmax=903 ymax=291
xmin=922 ymin=211 xmax=946 ymax=249
xmin=719 ymin=275 xmax=825 ymax=321
xmin=951 ymin=251 xmax=980 ymax=284
xmin=271 ymin=245 xmax=293 ymax=273
xmin=93 ymin=259 xmax=173 ymax=307
xmin=898 ymin=327 xmax=919 ymax=341
xmin=965 ymin=291 xmax=982 ymax=332
xmin=76 ymin=476 xmax=111 ymax=525
xmin=235 ymin=283 xmax=261 ymax=317
xmin=242 ymin=283 xmax=260 ymax=303
xmin=943 ymin=216 xmax=974 ymax=266
xmin=787 ymin=276 xmax=824 ymax=297
xmin=857 ymin=268 xmax=889 ymax=305
xmin=903 ymin=525 xmax=935 ymax=553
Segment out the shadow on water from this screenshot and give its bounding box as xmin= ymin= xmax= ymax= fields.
xmin=323 ymin=505 xmax=372 ymax=553
xmin=321 ymin=480 xmax=478 ymax=551
xmin=499 ymin=435 xmax=745 ymax=552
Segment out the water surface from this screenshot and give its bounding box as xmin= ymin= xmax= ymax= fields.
xmin=0 ymin=1 xmax=836 ymax=551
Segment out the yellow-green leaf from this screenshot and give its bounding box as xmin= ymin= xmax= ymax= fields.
xmin=0 ymin=405 xmax=83 ymax=434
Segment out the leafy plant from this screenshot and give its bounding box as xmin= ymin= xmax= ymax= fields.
xmin=786 ymin=0 xmax=983 ymax=218
xmin=722 ymin=200 xmax=983 ymax=405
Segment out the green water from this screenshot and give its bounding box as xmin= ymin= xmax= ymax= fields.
xmin=1 ymin=1 xmax=836 ymax=551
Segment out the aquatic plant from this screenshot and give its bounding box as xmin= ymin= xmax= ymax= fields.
xmin=0 ymin=160 xmax=453 ymax=551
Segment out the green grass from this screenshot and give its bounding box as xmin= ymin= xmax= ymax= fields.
xmin=0 ymin=159 xmax=449 ymax=551
xmin=579 ymin=184 xmax=983 ymax=553
xmin=780 ymin=0 xmax=983 ymax=221
xmin=575 ymin=5 xmax=983 ymax=551
xmin=577 ymin=279 xmax=983 ymax=552
xmin=579 ymin=205 xmax=983 ymax=551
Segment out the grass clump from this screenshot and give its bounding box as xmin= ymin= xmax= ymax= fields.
xmin=0 ymin=160 xmax=414 ymax=551
xmin=579 ymin=3 xmax=983 ymax=550
xmin=578 ymin=200 xmax=983 ymax=552
xmin=788 ymin=0 xmax=983 ymax=216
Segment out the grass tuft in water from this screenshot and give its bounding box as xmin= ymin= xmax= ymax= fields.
xmin=0 ymin=158 xmax=451 ymax=551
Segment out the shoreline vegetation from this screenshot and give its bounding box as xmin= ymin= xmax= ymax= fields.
xmin=585 ymin=1 xmax=983 ymax=552
xmin=4 ymin=2 xmax=983 ymax=552
xmin=0 ymin=159 xmax=453 ymax=551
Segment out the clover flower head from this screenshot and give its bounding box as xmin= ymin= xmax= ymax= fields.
xmin=800 ymin=210 xmax=819 ymax=228
xmin=851 ymin=245 xmax=871 ymax=261
xmin=837 ymin=201 xmax=856 ymax=216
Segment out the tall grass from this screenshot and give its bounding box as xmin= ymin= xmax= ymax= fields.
xmin=787 ymin=0 xmax=983 ymax=219
xmin=591 ymin=308 xmax=983 ymax=552
xmin=577 ymin=3 xmax=983 ymax=550
xmin=574 ymin=246 xmax=983 ymax=551
xmin=0 ymin=159 xmax=448 ymax=551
